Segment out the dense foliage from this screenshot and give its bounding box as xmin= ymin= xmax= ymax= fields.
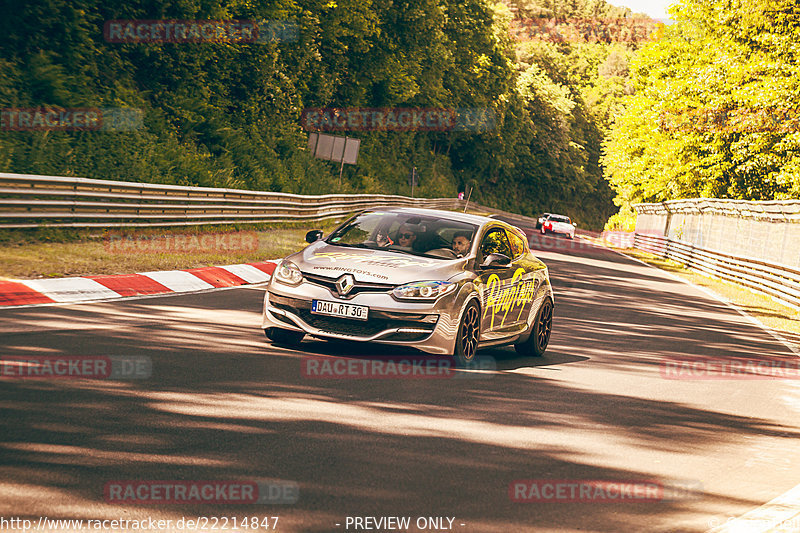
xmin=0 ymin=0 xmax=655 ymax=229
xmin=603 ymin=0 xmax=800 ymax=229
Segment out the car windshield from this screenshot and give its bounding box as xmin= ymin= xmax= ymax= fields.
xmin=326 ymin=211 xmax=479 ymax=259
xmin=550 ymin=215 xmax=571 ymax=223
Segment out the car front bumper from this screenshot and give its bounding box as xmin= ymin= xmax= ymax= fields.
xmin=261 ymin=278 xmax=469 ymax=355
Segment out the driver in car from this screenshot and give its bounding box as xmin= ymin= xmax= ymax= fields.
xmin=451 ymin=231 xmax=472 ymax=257
xmin=396 ymin=226 xmax=418 ymax=250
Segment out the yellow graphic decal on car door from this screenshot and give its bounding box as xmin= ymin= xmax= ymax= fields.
xmin=482 ymin=268 xmax=535 ymax=330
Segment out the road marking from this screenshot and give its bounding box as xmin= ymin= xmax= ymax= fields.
xmin=21 ymin=277 xmax=121 ymax=303
xmin=0 ymin=280 xmax=55 ymax=305
xmin=0 ymin=283 xmax=267 ymax=309
xmin=1 ymin=261 xmax=277 ymax=308
xmin=88 ymin=273 xmax=171 ymax=296
xmin=706 ymin=483 xmax=800 ymax=532
xmin=220 ymin=263 xmax=272 ymax=284
xmin=600 ymin=245 xmax=800 ymax=533
xmin=138 ymin=270 xmax=215 ymax=292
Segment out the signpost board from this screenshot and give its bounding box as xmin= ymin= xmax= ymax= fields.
xmin=308 ymin=133 xmax=360 ymax=188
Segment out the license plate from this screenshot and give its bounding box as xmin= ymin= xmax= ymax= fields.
xmin=311 ymin=300 xmax=369 ymax=321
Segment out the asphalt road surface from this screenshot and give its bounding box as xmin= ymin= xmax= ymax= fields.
xmin=2 ymin=235 xmax=799 ymax=533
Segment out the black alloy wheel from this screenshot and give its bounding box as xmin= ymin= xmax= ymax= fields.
xmin=454 ymin=301 xmax=480 ymax=366
xmin=515 ymin=298 xmax=553 ymax=357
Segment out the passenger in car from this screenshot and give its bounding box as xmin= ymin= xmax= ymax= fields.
xmin=451 ymin=231 xmax=472 ymax=257
xmin=375 ymin=228 xmax=393 ymax=247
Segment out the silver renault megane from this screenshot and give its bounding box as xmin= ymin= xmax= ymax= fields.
xmin=262 ymin=207 xmax=554 ymax=365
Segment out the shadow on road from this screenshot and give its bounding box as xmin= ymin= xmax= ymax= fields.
xmin=1 ymin=239 xmax=798 ymax=532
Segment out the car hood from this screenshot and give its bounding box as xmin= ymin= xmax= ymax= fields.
xmin=285 ymin=241 xmax=466 ymax=285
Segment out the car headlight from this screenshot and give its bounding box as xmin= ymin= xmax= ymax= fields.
xmin=274 ymin=260 xmax=303 ymax=286
xmin=392 ymin=281 xmax=457 ymax=301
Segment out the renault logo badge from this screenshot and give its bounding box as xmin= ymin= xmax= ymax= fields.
xmin=335 ymin=274 xmax=356 ymax=297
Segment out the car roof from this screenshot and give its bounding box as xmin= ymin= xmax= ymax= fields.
xmin=372 ymin=206 xmax=499 ymax=227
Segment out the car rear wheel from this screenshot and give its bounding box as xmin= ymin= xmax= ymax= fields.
xmin=454 ymin=301 xmax=480 ymax=367
xmin=515 ymin=298 xmax=553 ymax=357
xmin=264 ymin=327 xmax=305 ymax=345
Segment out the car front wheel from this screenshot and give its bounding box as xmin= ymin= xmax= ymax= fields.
xmin=264 ymin=327 xmax=305 ymax=345
xmin=454 ymin=301 xmax=480 ymax=367
xmin=515 ymin=298 xmax=553 ymax=357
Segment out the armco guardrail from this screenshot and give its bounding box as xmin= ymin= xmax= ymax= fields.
xmin=634 ymin=232 xmax=800 ymax=308
xmin=633 ymin=198 xmax=800 ymax=268
xmin=0 ymin=173 xmax=466 ymax=228
xmin=634 ymin=198 xmax=800 ymax=222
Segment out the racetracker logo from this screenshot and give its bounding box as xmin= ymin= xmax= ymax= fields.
xmin=0 ymin=356 xmax=151 ymax=380
xmin=525 ymin=233 xmax=632 ymax=256
xmin=104 ymin=231 xmax=259 ymax=255
xmin=301 ymin=356 xmax=496 ymax=379
xmin=509 ymin=479 xmax=702 ymax=502
xmin=103 ymin=20 xmax=298 ymax=44
xmin=510 ymin=16 xmax=663 ymax=44
xmin=0 ymin=108 xmax=143 ymax=132
xmin=104 ymin=480 xmax=298 ymax=504
xmin=661 ymin=357 xmax=800 ymax=380
xmin=301 ymin=108 xmax=496 ymax=132
xmin=527 ymin=234 xmax=594 ymax=254
xmin=601 ymin=231 xmax=635 ymax=248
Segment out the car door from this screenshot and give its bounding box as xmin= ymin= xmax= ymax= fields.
xmin=504 ymin=227 xmax=541 ymax=328
xmin=475 ymin=226 xmax=522 ymax=339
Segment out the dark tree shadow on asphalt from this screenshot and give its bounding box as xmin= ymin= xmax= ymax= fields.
xmin=1 ymin=242 xmax=799 ymax=533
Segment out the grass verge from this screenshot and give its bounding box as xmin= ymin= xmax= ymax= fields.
xmin=0 ymin=219 xmax=344 ymax=279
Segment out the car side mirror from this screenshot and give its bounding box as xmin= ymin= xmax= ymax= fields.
xmin=479 ymin=253 xmax=511 ymax=269
xmin=305 ymin=230 xmax=323 ymax=243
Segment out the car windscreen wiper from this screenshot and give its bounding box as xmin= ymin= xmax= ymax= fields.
xmin=325 ymin=241 xmax=376 ymax=249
